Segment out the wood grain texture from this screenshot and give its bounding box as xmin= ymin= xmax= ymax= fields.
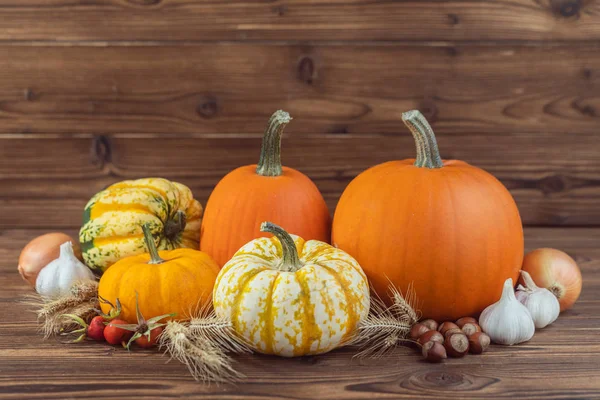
xmin=0 ymin=0 xmax=598 ymax=42
xmin=1 ymin=132 xmax=599 ymax=228
xmin=0 ymin=44 xmax=598 ymax=135
xmin=1 ymin=227 xmax=599 ymax=399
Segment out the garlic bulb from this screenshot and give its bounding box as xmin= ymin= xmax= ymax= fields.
xmin=515 ymin=270 xmax=560 ymax=329
xmin=35 ymin=241 xmax=95 ymax=299
xmin=479 ymin=278 xmax=535 ymax=345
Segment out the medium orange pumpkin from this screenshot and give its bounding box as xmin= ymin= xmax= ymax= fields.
xmin=200 ymin=110 xmax=331 ymax=266
xmin=332 ymin=110 xmax=524 ymax=321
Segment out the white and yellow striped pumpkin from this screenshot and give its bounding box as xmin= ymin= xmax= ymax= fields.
xmin=213 ymin=222 xmax=370 ymax=357
xmin=79 ymin=178 xmax=202 ymax=273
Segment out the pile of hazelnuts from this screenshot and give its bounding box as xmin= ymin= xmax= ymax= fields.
xmin=409 ymin=317 xmax=491 ymax=362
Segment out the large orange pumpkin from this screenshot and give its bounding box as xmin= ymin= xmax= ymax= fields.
xmin=201 ymin=110 xmax=331 ymax=266
xmin=331 ymin=110 xmax=524 ymax=321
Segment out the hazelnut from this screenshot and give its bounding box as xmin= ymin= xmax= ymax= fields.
xmin=443 ymin=327 xmax=463 ymax=339
xmin=438 ymin=321 xmax=459 ymax=336
xmin=461 ymin=322 xmax=482 ymax=337
xmin=422 ymin=341 xmax=447 ymax=363
xmin=468 ymin=332 xmax=491 ymax=354
xmin=409 ymin=323 xmax=430 ymax=341
xmin=421 ymin=319 xmax=439 ymax=331
xmin=444 ymin=332 xmax=469 ymax=357
xmin=455 ymin=317 xmax=478 ymax=328
xmin=417 ymin=330 xmax=444 ymax=346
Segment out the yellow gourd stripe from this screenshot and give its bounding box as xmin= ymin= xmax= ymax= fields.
xmin=231 ymin=267 xmax=268 ymax=334
xmin=108 ymin=183 xmax=169 ymax=201
xmin=295 ymin=269 xmax=321 ymax=356
xmin=90 ymin=202 xmax=155 ymax=220
xmin=318 ymin=256 xmax=366 ymax=276
xmin=214 ymin=255 xmax=267 ymax=291
xmin=260 ymin=275 xmax=278 ymax=354
xmin=314 ymin=262 xmax=357 ymax=339
xmin=93 ymin=233 xmax=144 ymax=247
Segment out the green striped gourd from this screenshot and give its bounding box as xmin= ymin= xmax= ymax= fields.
xmin=79 ymin=178 xmax=202 ymax=273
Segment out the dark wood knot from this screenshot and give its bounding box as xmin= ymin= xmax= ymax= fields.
xmin=91 ymin=136 xmax=112 ymax=168
xmin=298 ymin=56 xmax=315 ymax=85
xmin=447 ymin=13 xmax=460 ymax=25
xmin=329 ymin=125 xmax=349 ymax=134
xmin=446 ymin=47 xmax=459 ymax=57
xmin=406 ymin=370 xmax=498 ymax=392
xmin=424 ymin=371 xmax=465 ymax=387
xmin=551 ymin=0 xmax=582 ymax=17
xmin=272 ymin=4 xmax=288 ymax=16
xmin=196 ymin=98 xmax=218 ymax=119
xmin=573 ymin=99 xmax=597 ymax=117
xmin=23 ymin=88 xmax=34 ymax=101
xmin=538 ymin=175 xmax=568 ymax=195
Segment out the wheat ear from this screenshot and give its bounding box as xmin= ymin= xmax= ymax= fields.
xmin=22 ymin=280 xmax=99 ymax=338
xmin=159 ymin=300 xmax=251 ymax=383
xmin=350 ymin=281 xmax=421 ymax=358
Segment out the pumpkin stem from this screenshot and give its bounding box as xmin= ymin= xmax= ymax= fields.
xmin=260 ymin=221 xmax=303 ymax=272
xmin=256 ymin=110 xmax=292 ymax=177
xmin=142 ymin=224 xmax=165 ymax=265
xmin=164 ymin=210 xmax=187 ymax=240
xmin=402 ymin=110 xmax=443 ymax=169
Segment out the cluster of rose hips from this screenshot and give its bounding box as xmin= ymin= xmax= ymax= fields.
xmin=61 ymin=295 xmax=171 ymax=349
xmin=410 ymin=317 xmax=491 ymax=362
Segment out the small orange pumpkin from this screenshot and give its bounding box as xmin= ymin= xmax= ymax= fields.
xmin=98 ymin=224 xmax=219 ymax=323
xmin=332 ymin=110 xmax=524 ymax=321
xmin=200 ymin=110 xmax=331 ymax=266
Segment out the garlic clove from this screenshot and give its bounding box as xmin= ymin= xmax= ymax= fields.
xmin=516 ymin=271 xmax=560 ymax=329
xmin=35 ymin=241 xmax=95 ymax=299
xmin=479 ymin=278 xmax=535 ymax=345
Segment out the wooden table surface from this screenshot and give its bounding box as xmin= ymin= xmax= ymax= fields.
xmin=1 ymin=227 xmax=598 ymax=399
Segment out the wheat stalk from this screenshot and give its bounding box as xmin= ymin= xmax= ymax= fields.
xmin=350 ymin=281 xmax=421 ymax=358
xmin=159 ymin=301 xmax=251 ymax=383
xmin=22 ymin=280 xmax=99 ymax=338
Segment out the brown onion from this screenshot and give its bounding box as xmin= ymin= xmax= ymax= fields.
xmin=521 ymin=248 xmax=582 ymax=312
xmin=18 ymin=233 xmax=82 ymax=287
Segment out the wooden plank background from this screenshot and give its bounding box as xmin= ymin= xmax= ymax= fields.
xmin=1 ymin=44 xmax=599 ymax=226
xmin=1 ymin=1 xmax=600 ymax=228
xmin=0 ymin=0 xmax=598 ymax=42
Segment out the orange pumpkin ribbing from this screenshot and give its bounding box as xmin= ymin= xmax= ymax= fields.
xmin=201 ymin=165 xmax=330 ymax=267
xmin=332 ymin=110 xmax=523 ymax=321
xmin=98 ymin=225 xmax=220 ymax=323
xmin=200 ymin=110 xmax=330 ymax=267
